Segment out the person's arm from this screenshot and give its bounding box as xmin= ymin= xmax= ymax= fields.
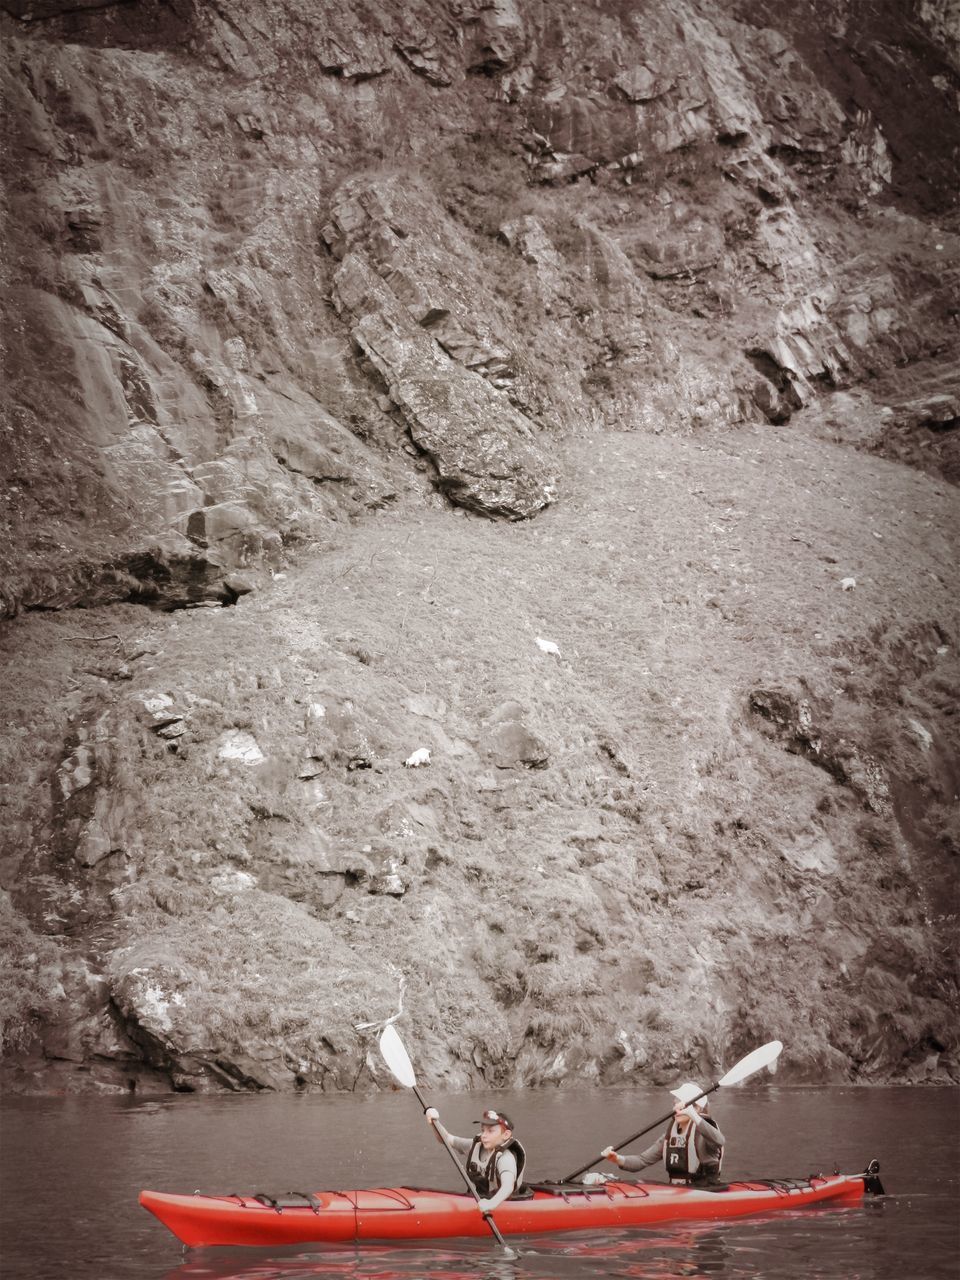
xmin=691 ymin=1113 xmax=726 ymax=1149
xmin=424 ymin=1107 xmax=472 ymax=1155
xmin=602 ymin=1136 xmax=663 ymax=1172
xmin=478 ymin=1150 xmax=517 ymax=1212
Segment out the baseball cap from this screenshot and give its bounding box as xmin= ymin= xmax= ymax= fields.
xmin=474 ymin=1108 xmax=514 ymax=1129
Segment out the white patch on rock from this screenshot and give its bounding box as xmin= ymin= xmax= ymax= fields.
xmin=134 ymin=692 xmax=186 ymax=734
xmin=543 ymin=1051 xmax=567 ymax=1081
xmin=131 ymin=977 xmax=184 ymax=1033
xmin=210 ymin=868 xmax=257 ymax=894
xmin=57 ymin=746 xmax=96 ymax=800
xmin=370 ymin=859 xmax=405 ymax=896
xmin=908 ymin=719 xmax=933 ymax=752
xmin=143 ymin=693 xmax=174 ymax=714
xmin=217 ymin=730 xmax=264 ymax=763
xmin=779 ymin=833 xmax=839 ymax=874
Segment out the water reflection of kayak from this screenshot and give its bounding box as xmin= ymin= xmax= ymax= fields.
xmin=140 ymin=1164 xmax=883 ymax=1248
xmin=159 ymin=1243 xmax=512 ymax=1280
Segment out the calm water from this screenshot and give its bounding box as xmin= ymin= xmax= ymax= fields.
xmin=2 ymin=1086 xmax=958 ymax=1279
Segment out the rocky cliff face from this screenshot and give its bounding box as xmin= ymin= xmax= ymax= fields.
xmin=1 ymin=0 xmax=957 ymax=1094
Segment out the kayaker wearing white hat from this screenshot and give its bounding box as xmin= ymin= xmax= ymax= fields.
xmin=600 ymin=1082 xmax=726 ymax=1184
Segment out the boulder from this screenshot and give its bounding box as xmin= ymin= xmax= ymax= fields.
xmin=216 ymin=730 xmax=264 ymax=764
xmin=614 ymin=65 xmax=670 ymax=103
xmin=335 ymin=253 xmax=557 ymax=519
xmin=133 ymin=692 xmax=186 ymax=734
xmin=892 ymin=392 xmax=959 ymax=432
xmin=483 ymin=701 xmax=550 ymax=769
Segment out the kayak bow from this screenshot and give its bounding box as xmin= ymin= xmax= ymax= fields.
xmin=140 ymin=1165 xmax=880 ymax=1248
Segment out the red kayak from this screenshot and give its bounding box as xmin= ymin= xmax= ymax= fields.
xmin=140 ymin=1166 xmax=882 ymax=1247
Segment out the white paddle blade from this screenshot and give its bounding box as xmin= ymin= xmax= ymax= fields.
xmin=718 ymin=1039 xmax=783 ymax=1087
xmin=379 ymin=1024 xmax=417 ymax=1088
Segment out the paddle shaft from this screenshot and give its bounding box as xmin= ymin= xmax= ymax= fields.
xmin=561 ymin=1082 xmax=719 ymax=1182
xmin=413 ymin=1084 xmax=513 ymax=1252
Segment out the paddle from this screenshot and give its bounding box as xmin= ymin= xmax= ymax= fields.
xmin=561 ymin=1039 xmax=784 ymax=1182
xmin=378 ymin=1024 xmax=518 ymax=1258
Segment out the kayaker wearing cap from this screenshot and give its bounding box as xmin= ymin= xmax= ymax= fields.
xmin=424 ymin=1106 xmax=527 ymax=1213
xmin=600 ymin=1082 xmax=726 ymax=1185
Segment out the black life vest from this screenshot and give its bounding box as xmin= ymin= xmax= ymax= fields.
xmin=466 ymin=1136 xmax=527 ymax=1198
xmin=663 ymin=1115 xmax=723 ymax=1184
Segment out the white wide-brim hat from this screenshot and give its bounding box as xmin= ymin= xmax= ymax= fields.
xmin=670 ymin=1081 xmax=705 ymax=1106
